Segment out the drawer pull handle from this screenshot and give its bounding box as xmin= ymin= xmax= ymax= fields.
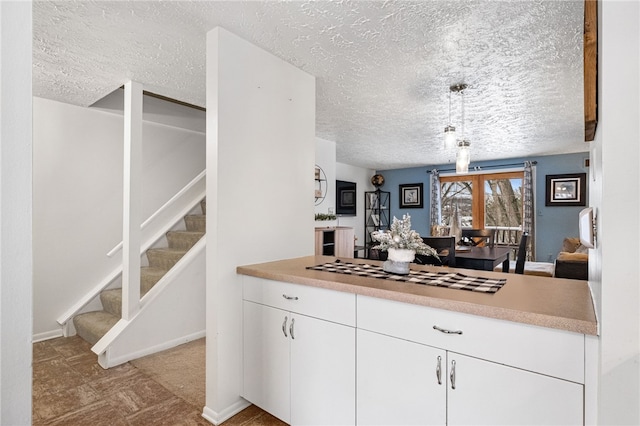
xmin=282 ymin=294 xmax=299 ymax=301
xmin=282 ymin=316 xmax=288 ymax=338
xmin=450 ymin=360 xmax=456 ymax=390
xmin=436 ymin=355 xmax=442 ymax=385
xmin=433 ymin=325 xmax=463 ymax=335
xmin=290 ymin=318 xmax=295 ymax=340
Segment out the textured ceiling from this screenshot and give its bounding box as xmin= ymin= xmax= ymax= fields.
xmin=33 ymin=0 xmax=587 ymax=170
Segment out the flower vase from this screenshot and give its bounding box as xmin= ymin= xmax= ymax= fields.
xmin=383 ymin=248 xmax=415 ymax=275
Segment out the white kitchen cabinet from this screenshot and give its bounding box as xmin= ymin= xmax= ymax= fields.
xmin=358 ymin=328 xmax=583 ymax=426
xmin=357 ymin=329 xmax=447 ymax=425
xmin=290 ymin=313 xmax=355 ymax=425
xmin=242 ymin=275 xmax=587 ymax=426
xmin=447 ymin=353 xmax=583 ymax=426
xmin=357 ymin=295 xmax=585 ymax=426
xmin=243 ymin=301 xmax=291 ymax=422
xmin=242 ymin=276 xmax=356 ymax=425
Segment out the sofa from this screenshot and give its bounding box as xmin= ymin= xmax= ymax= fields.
xmin=554 ymin=237 xmax=589 ymax=280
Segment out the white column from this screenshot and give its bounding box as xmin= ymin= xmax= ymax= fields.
xmin=122 ymin=81 xmax=143 ymax=320
xmin=0 ymin=1 xmax=33 ymax=424
xmin=597 ymin=1 xmax=640 ymax=424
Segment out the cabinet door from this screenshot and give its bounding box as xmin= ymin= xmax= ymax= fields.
xmin=290 ymin=313 xmax=356 ymax=425
xmin=447 ymin=353 xmax=583 ymax=426
xmin=242 ymin=301 xmax=291 ymax=424
xmin=314 ymin=229 xmax=323 ymax=255
xmin=357 ymin=329 xmax=447 ymax=425
xmin=334 ymin=227 xmax=355 ymax=258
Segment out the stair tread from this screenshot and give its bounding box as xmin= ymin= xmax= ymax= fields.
xmin=73 ymin=311 xmax=119 ymax=345
xmin=184 ymin=214 xmax=205 ymax=233
xmin=141 ymin=266 xmax=169 ymax=276
xmin=147 ymin=247 xmax=188 ymax=254
xmin=166 ymin=230 xmax=204 ymax=236
xmin=166 ymin=230 xmax=205 ymax=251
xmin=147 ymin=247 xmax=189 ymax=256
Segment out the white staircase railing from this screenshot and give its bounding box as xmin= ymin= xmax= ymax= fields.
xmin=56 ymin=170 xmax=206 ymax=332
xmin=92 ymin=236 xmax=207 ymax=368
xmin=107 ymin=170 xmax=206 ymax=258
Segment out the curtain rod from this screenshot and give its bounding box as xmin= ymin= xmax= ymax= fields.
xmin=427 ymin=160 xmax=537 ymax=174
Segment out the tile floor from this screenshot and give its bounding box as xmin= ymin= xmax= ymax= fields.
xmin=33 ymin=336 xmax=286 ymax=425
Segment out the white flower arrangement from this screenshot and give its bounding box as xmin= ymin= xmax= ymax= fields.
xmin=372 ymin=214 xmax=440 ymax=259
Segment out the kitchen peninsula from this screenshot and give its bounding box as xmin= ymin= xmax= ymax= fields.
xmin=238 ymin=255 xmax=597 ymax=425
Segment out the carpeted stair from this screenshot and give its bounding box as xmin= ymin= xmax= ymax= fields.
xmin=73 ymin=199 xmax=206 ymax=345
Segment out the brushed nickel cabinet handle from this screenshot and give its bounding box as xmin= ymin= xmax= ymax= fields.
xmin=282 ymin=316 xmax=288 ymax=338
xmin=436 ymin=355 xmax=442 ymax=385
xmin=433 ymin=325 xmax=463 ymax=335
xmin=289 ymin=318 xmax=295 ymax=339
xmin=450 ymin=360 xmax=456 ymax=390
xmin=282 ymin=294 xmax=299 ymax=301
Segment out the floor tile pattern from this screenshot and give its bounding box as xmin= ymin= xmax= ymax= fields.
xmin=33 ymin=336 xmax=286 ymax=425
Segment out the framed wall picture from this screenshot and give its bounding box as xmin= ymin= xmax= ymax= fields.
xmin=336 ymin=180 xmax=357 ymax=216
xmin=545 ymin=173 xmax=587 ymax=206
xmin=399 ymin=183 xmax=423 ymax=208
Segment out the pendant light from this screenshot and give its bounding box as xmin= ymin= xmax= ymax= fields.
xmin=456 ymin=140 xmax=470 ymax=173
xmin=445 ymin=84 xmax=471 ymax=173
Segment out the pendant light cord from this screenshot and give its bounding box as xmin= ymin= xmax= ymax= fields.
xmin=448 ymin=89 xmax=452 ymax=125
xmin=460 ymin=88 xmax=465 ymax=140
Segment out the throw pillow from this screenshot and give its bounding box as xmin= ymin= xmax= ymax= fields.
xmin=562 ymin=237 xmax=582 ymax=253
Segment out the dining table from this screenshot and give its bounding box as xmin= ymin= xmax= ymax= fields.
xmin=454 ymin=245 xmax=512 ymax=272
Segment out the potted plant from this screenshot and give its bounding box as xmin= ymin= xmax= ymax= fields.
xmin=372 ymin=214 xmax=439 ymax=274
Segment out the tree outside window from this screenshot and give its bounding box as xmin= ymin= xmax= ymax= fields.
xmin=441 ymin=171 xmax=524 ymax=245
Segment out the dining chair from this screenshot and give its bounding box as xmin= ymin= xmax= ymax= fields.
xmin=514 ymin=232 xmax=529 ymax=274
xmin=460 ymin=229 xmax=496 ymax=248
xmin=414 ymin=236 xmax=456 ymax=267
xmin=494 ymin=232 xmax=555 ymax=277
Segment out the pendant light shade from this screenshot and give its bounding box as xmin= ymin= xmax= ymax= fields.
xmin=456 ymin=140 xmax=471 ymax=174
xmin=444 ymin=125 xmax=456 ymax=149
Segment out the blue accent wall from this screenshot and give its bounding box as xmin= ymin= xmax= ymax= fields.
xmin=377 ymin=152 xmax=589 ymax=261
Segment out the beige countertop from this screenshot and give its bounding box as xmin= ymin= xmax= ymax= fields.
xmin=237 ymin=255 xmax=598 ymax=336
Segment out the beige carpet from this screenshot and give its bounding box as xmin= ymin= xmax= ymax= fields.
xmin=131 ymin=338 xmax=206 ymax=409
xmin=128 ymin=337 xmax=286 ymax=425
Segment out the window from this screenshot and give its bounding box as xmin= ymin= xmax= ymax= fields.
xmin=441 ymin=171 xmax=524 ymax=245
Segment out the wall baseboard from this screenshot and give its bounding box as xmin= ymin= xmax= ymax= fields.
xmin=202 ymin=398 xmax=251 ymax=425
xmin=32 ymin=329 xmax=64 ymax=343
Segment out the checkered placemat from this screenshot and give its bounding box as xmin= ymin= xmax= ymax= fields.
xmin=306 ymin=261 xmax=506 ymax=293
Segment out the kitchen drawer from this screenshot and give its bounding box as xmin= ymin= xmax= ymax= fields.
xmin=243 ymin=275 xmax=356 ymax=326
xmin=357 ymin=295 xmax=584 ymax=383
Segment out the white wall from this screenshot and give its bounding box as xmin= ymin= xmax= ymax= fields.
xmin=315 ymin=137 xmax=375 ymax=246
xmin=593 ymin=2 xmax=640 ymax=424
xmin=32 ymin=97 xmax=206 ymax=339
xmin=315 ymin=137 xmax=337 ymax=216
xmin=204 ymin=28 xmax=315 ymax=422
xmin=0 ymin=2 xmax=33 ymax=423
xmin=336 ymin=162 xmax=376 ymax=248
